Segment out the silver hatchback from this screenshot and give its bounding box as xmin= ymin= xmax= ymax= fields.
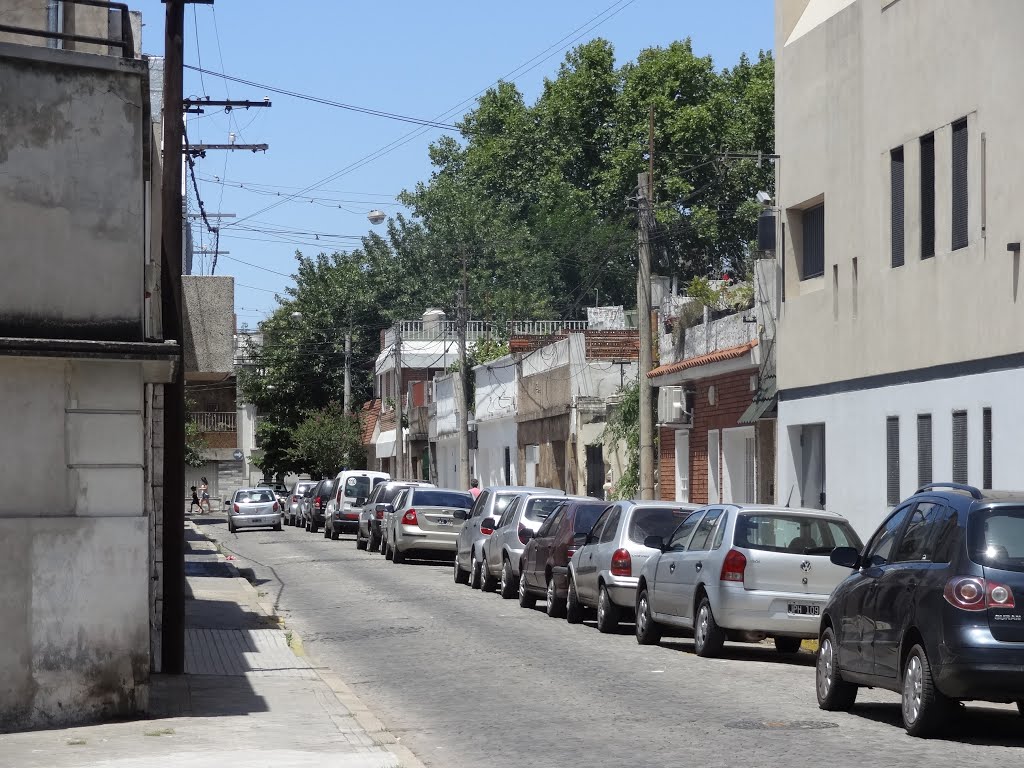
xmin=567 ymin=501 xmax=698 ymax=632
xmin=634 ymin=504 xmax=862 ymax=656
xmin=226 ymin=488 xmax=283 ymax=534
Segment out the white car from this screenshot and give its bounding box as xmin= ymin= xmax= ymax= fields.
xmin=634 ymin=504 xmax=862 ymax=656
xmin=226 ymin=488 xmax=283 ymax=533
xmin=326 ymin=469 xmax=390 ymax=540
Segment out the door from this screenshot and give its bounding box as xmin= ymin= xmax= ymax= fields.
xmin=676 ymin=509 xmax=724 ymax=621
xmin=586 ymin=445 xmax=604 ymax=498
xmin=487 ymin=497 xmax=520 ymax=574
xmin=707 ymin=431 xmax=721 ymax=503
xmin=674 ymin=430 xmax=690 ymax=503
xmin=800 ymin=424 xmax=826 ymax=509
xmin=577 ymin=506 xmax=619 ymax=603
xmin=652 ymin=511 xmax=705 ymax=618
xmin=722 ymin=427 xmax=755 ymax=503
xmin=526 ymin=505 xmax=563 ymax=590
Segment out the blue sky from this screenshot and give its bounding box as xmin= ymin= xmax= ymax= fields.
xmin=131 ymin=1 xmax=773 ymax=325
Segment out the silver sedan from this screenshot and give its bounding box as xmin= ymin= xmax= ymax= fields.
xmin=226 ymin=488 xmax=283 ymax=533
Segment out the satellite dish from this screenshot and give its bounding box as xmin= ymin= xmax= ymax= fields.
xmin=367 ymin=209 xmax=386 ymax=225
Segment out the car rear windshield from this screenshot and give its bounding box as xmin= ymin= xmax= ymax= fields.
xmin=628 ymin=507 xmax=695 ymax=544
xmin=494 ymin=493 xmax=517 ymax=518
xmin=525 ymin=497 xmax=564 ymax=523
xmin=295 ymin=482 xmax=315 ymax=493
xmin=572 ymin=503 xmax=609 ymax=533
xmin=968 ymin=507 xmax=1024 ymax=573
xmin=735 ymin=514 xmax=861 ymax=554
xmin=343 ymin=476 xmax=370 ymax=498
xmin=237 ymin=490 xmax=275 ymax=503
xmin=412 ymin=490 xmax=472 ymax=508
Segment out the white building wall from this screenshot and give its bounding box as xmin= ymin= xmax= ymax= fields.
xmin=778 ymin=367 xmax=1022 ymax=539
xmin=435 ymin=433 xmax=461 ymax=490
xmin=476 ymin=417 xmax=517 ymax=487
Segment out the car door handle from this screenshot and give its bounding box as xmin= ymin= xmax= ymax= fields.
xmin=695 ymin=561 xmax=702 ymax=572
xmin=669 ymin=563 xmax=676 ymax=573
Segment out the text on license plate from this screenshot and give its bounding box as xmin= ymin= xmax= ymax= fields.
xmin=787 ymin=603 xmax=820 ymax=616
xmin=435 ymin=518 xmax=451 ymax=526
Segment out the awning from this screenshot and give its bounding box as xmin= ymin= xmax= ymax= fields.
xmin=647 ymin=339 xmax=758 ymax=380
xmin=739 ymin=373 xmax=777 ymax=424
xmin=374 ymin=428 xmax=409 ymax=456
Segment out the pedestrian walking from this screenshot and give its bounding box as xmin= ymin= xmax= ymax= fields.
xmin=469 ymin=479 xmax=481 ymax=499
xmin=188 ymin=485 xmax=202 ymax=515
xmin=199 ymin=476 xmax=211 ymax=514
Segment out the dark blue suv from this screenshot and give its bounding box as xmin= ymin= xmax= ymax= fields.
xmin=816 ymin=483 xmax=1024 ymax=737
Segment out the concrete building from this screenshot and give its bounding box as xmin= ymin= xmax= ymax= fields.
xmin=474 ymin=354 xmax=519 ymax=487
xmin=774 ymin=0 xmax=1024 ymax=536
xmin=431 ymin=373 xmax=461 ymax=488
xmin=0 ymin=13 xmax=176 ymax=728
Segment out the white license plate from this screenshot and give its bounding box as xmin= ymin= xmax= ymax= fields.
xmin=787 ymin=603 xmax=820 ymax=616
xmin=435 ymin=518 xmax=452 ymax=526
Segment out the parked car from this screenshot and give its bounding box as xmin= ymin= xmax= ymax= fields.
xmin=325 ymin=470 xmax=390 ymax=540
xmin=356 ymin=480 xmax=434 ymax=552
xmin=304 ymin=477 xmax=338 ymax=533
xmin=567 ymin=501 xmax=699 ymax=631
xmin=287 ymin=480 xmax=317 ymax=526
xmin=299 ymin=484 xmax=316 ymax=528
xmin=453 ymin=485 xmax=563 ymax=589
xmin=635 ymin=504 xmax=861 ymax=658
xmin=482 ymin=493 xmax=591 ymax=598
xmin=384 ymin=487 xmax=474 ymax=564
xmin=225 ymin=488 xmax=283 ymax=533
xmin=258 ymin=482 xmax=289 ymax=511
xmin=816 ymin=482 xmax=1024 ymax=737
xmin=519 ymin=499 xmax=610 ymax=616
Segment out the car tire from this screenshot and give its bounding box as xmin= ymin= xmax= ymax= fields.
xmin=774 ymin=636 xmax=803 ymax=654
xmin=547 ymin=577 xmax=567 ymax=619
xmin=368 ymin=532 xmax=380 ymax=553
xmin=330 ymin=527 xmax=339 ymax=540
xmin=596 ymin=585 xmax=621 ymax=634
xmin=635 ymin=589 xmax=662 ymax=645
xmin=384 ymin=539 xmax=393 ymax=561
xmin=902 ymin=644 xmax=952 ymax=738
xmin=392 ymin=543 xmax=405 ymax=564
xmin=693 ymin=596 xmax=725 ymax=658
xmin=499 ymin=558 xmax=517 ymax=599
xmin=564 ymin=577 xmax=584 ymax=624
xmin=227 ymin=518 xmax=236 ymax=534
xmin=816 ymin=626 xmax=857 ymax=711
xmin=273 ymin=522 xmax=282 ymax=532
xmin=323 ymin=523 xmax=331 ymax=539
xmin=518 ymin=568 xmax=537 ymax=609
xmin=356 ymin=529 xmax=368 ymax=551
xmin=304 ymin=520 xmax=311 ymax=532
xmin=469 ymin=552 xmax=483 ymax=590
xmin=1016 ymin=701 xmax=1024 ymax=718
xmin=310 ymin=521 xmax=318 ymax=534
xmin=454 ymin=554 xmax=470 ymax=585
xmin=481 ymin=558 xmax=498 ymax=593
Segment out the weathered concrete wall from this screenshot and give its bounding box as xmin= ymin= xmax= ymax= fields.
xmin=0 ymin=44 xmax=147 ymax=341
xmin=182 ymin=276 xmax=235 ymax=375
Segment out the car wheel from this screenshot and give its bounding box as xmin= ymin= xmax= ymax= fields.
xmin=596 ymin=585 xmax=622 ymax=634
xmin=323 ymin=523 xmax=331 ymax=539
xmin=356 ymin=528 xmax=368 ymax=550
xmin=499 ymin=558 xmax=517 ymax=599
xmin=392 ymin=543 xmax=405 ymax=564
xmin=518 ymin=567 xmax=537 ymax=609
xmin=635 ymin=589 xmax=662 ymax=645
xmin=774 ymin=636 xmax=803 ymax=654
xmin=564 ymin=577 xmax=583 ymax=624
xmin=310 ymin=521 xmax=318 ymax=534
xmin=469 ymin=552 xmax=483 ymax=590
xmin=330 ymin=527 xmax=339 ymax=540
xmin=304 ymin=520 xmax=311 ymax=532
xmin=453 ymin=554 xmax=470 ymax=585
xmin=273 ymin=522 xmax=282 ymax=532
xmin=547 ymin=577 xmax=567 ymax=618
xmin=384 ymin=539 xmax=393 ymax=561
xmin=902 ymin=644 xmax=952 ymax=737
xmin=227 ymin=518 xmax=235 ymax=534
xmin=368 ymin=531 xmax=380 ymax=553
xmin=816 ymin=626 xmax=857 ymax=711
xmin=693 ymin=596 xmax=725 ymax=657
xmin=1016 ymin=701 xmax=1024 ymax=718
xmin=481 ymin=557 xmax=498 ymax=593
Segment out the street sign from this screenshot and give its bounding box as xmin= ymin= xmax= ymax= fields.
xmin=232 ymin=449 xmax=244 ymax=461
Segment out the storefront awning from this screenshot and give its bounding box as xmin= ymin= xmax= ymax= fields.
xmin=738 ymin=373 xmax=777 ymax=424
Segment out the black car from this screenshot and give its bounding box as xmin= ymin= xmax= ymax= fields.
xmin=817 ymin=482 xmax=1024 ymax=736
xmin=305 ymin=477 xmax=337 ymax=534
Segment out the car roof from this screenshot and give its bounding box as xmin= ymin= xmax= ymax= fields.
xmin=620 ymin=500 xmax=701 ymax=510
xmin=236 ymin=487 xmax=275 ymax=494
xmin=486 ymin=485 xmax=563 ymax=494
xmin=719 ymin=503 xmax=847 ymax=519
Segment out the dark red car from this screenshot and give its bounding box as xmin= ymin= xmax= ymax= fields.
xmin=518 ymin=499 xmax=609 ymax=617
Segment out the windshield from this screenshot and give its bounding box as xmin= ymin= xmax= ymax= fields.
xmin=525 ymin=497 xmax=564 ymax=523
xmin=572 ymin=503 xmax=609 ymax=533
xmin=413 ymin=490 xmax=472 ymax=508
xmin=344 ymin=476 xmax=371 ymax=498
xmin=236 ymin=489 xmax=275 ymax=503
xmin=628 ymin=507 xmax=696 ymax=544
xmin=969 ymin=507 xmax=1024 ymax=572
xmin=735 ymin=514 xmax=862 ymax=555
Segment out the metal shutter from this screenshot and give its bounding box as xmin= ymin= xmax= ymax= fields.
xmin=891 ymin=147 xmax=905 ymax=268
xmin=920 ymin=134 xmax=935 ymax=258
xmin=952 ymin=120 xmax=969 ymax=251
xmin=802 ymin=204 xmax=825 ymax=279
xmin=886 ymin=416 xmax=900 ymax=506
xmin=917 ymin=414 xmax=932 ymax=486
xmin=983 ymin=408 xmax=992 ymax=489
xmin=952 ymin=410 xmax=968 ymax=483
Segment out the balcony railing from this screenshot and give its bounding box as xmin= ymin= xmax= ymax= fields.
xmin=383 ymin=320 xmax=492 ymax=349
xmin=507 ymin=320 xmax=589 ymax=335
xmin=189 ymin=411 xmax=237 ymax=432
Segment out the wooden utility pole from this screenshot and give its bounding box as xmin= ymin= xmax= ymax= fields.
xmin=343 ymin=329 xmax=352 ymax=414
xmin=456 ymin=249 xmax=471 ymax=490
xmin=394 ymin=323 xmax=405 ymax=478
xmin=160 ymin=0 xmax=187 ymax=675
xmin=636 ymin=107 xmax=656 ymax=500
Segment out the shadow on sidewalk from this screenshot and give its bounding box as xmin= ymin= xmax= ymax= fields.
xmin=148 ymin=674 xmax=270 ymax=719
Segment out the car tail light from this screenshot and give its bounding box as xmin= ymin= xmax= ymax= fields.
xmin=273 ymin=502 xmax=279 ymax=512
xmin=720 ymin=549 xmax=747 ymax=583
xmin=518 ymin=525 xmax=531 ymax=545
xmin=610 ymin=548 xmax=632 ymax=577
xmin=375 ymin=509 xmax=384 ymax=520
xmin=402 ymin=509 xmax=418 ymax=526
xmin=291 ymin=495 xmax=298 ymax=503
xmin=315 ymin=496 xmax=322 ymax=507
xmin=566 ymin=545 xmax=579 ymax=560
xmin=944 ymin=576 xmax=1016 ymax=611
xmin=481 ymin=521 xmax=494 ymax=535
xmin=233 ymin=503 xmax=240 ymax=513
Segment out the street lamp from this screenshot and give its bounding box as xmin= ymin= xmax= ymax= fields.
xmin=367 ymin=209 xmax=385 ymax=225
xmin=290 ymin=311 xmax=303 ymax=321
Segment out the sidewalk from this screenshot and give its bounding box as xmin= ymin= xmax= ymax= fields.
xmin=0 ymin=520 xmax=420 ymax=768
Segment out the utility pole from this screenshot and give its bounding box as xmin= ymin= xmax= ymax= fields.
xmin=456 ymin=249 xmax=471 ymax=490
xmin=394 ymin=323 xmax=405 ymax=478
xmin=160 ymin=0 xmax=187 ymax=675
xmin=343 ymin=329 xmax=351 ymax=414
xmin=636 ymin=106 xmax=656 ymax=500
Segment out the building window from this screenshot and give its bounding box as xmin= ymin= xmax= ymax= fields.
xmin=917 ymin=414 xmax=932 ymax=486
xmin=983 ymin=407 xmax=992 ymax=489
xmin=802 ymin=203 xmax=825 ymax=279
xmin=952 ymin=119 xmax=969 ymax=251
xmin=921 ymin=133 xmax=935 ymax=259
xmin=886 ymin=416 xmax=900 ymax=506
xmin=891 ymin=147 xmax=905 ymax=267
xmin=952 ymin=410 xmax=968 ymax=483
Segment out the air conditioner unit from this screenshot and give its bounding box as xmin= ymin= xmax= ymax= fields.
xmin=658 ymin=386 xmax=693 ymax=426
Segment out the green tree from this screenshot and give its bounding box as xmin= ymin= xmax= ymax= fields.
xmin=603 ymin=381 xmax=640 ymax=500
xmin=289 ymin=403 xmax=364 ymax=479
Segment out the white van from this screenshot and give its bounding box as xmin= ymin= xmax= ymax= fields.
xmin=325 ymin=470 xmax=390 ymax=539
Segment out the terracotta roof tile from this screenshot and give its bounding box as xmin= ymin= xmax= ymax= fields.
xmin=358 ymin=399 xmax=381 ymax=445
xmin=647 ymin=339 xmax=758 ymax=379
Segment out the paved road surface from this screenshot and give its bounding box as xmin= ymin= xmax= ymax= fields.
xmin=204 ymin=516 xmax=1024 ymax=768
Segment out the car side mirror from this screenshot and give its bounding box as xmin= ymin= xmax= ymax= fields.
xmin=355 ymin=497 xmax=366 ymax=506
xmin=481 ymin=517 xmax=497 ymax=533
xmin=223 ymin=499 xmax=230 ymax=506
xmin=644 ymin=535 xmax=665 ymax=551
xmin=375 ymin=503 xmax=387 ymax=513
xmin=383 ymin=503 xmax=395 ymax=515
xmin=572 ymin=532 xmax=588 ymax=547
xmin=452 ymin=509 xmax=469 ymax=521
xmin=830 ymin=546 xmax=860 ymax=569
xmin=520 ymin=528 xmax=534 ymax=541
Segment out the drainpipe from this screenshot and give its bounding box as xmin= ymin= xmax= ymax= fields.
xmin=46 ymin=1 xmax=63 ymax=49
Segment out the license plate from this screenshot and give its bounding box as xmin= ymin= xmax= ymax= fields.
xmin=787 ymin=603 xmax=820 ymax=616
xmin=436 ymin=518 xmax=451 ymax=526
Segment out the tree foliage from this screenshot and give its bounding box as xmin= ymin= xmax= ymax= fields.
xmin=603 ymin=381 xmax=640 ymax=500
xmin=288 ymin=403 xmax=364 ymax=479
